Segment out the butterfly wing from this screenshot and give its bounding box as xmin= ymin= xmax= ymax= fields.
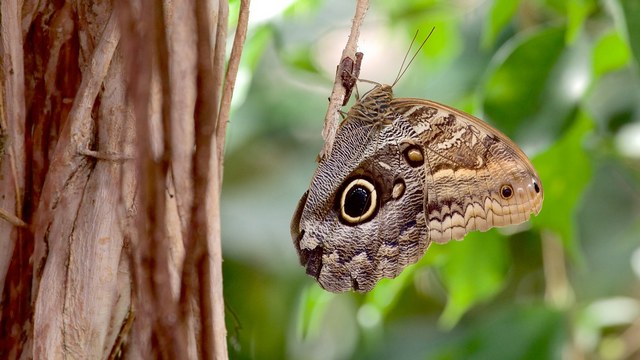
xmin=292 ymin=114 xmax=430 ymax=292
xmin=392 ymin=97 xmax=543 ymax=243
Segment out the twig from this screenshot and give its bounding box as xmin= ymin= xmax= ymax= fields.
xmin=0 ymin=0 xmax=26 ymax=221
xmin=319 ymin=0 xmax=369 ymax=160
xmin=69 ymin=11 xmax=120 ymax=151
xmin=216 ymin=0 xmax=250 ymax=177
xmin=541 ymin=230 xmax=574 ymax=308
xmin=77 ymin=148 xmax=133 ymax=161
xmin=117 ymin=0 xmax=182 ymax=357
xmin=621 ymin=315 xmax=640 ymax=358
xmin=30 ymin=9 xmax=120 ymax=220
xmin=1 ymin=81 xmax=23 ymax=218
xmin=205 ymin=3 xmax=229 ymax=358
xmin=33 ymin=9 xmax=120 ymax=233
xmin=0 ymin=207 xmax=27 ymax=227
xmin=181 ymin=0 xmax=229 ymax=359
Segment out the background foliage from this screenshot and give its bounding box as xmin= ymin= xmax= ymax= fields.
xmin=222 ymin=0 xmax=640 ymax=358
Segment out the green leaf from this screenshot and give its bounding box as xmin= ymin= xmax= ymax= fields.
xmin=295 ymin=285 xmax=335 ymax=339
xmin=531 ymin=110 xmax=594 ymax=257
xmin=283 ymin=0 xmax=323 ymax=17
xmin=282 ymin=45 xmax=322 ymax=74
xmin=566 ymin=0 xmax=595 ymax=44
xmin=241 ymin=25 xmax=273 ymax=71
xmin=482 ymin=0 xmax=522 ymax=48
xmin=618 ymin=0 xmax=640 ymax=68
xmin=464 ymin=305 xmax=566 ymax=359
xmin=364 ymin=263 xmax=415 ymax=318
xmin=483 ymin=26 xmax=566 ymax=136
xmin=431 ymin=230 xmax=510 ymax=328
xmin=230 ymin=25 xmax=273 ymax=109
xmin=592 ymin=31 xmax=631 ymax=78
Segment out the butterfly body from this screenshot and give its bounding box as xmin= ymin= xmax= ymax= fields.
xmin=292 ymin=84 xmax=543 ymax=292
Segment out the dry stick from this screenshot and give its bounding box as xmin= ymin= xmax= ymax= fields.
xmin=210 ymin=0 xmax=252 ymax=358
xmin=1 ymin=106 xmax=25 ymax=226
xmin=154 ymin=0 xmax=173 ymax=172
xmin=541 ymin=230 xmax=574 ymax=308
xmin=621 ymin=316 xmax=640 ymax=358
xmin=319 ymin=0 xmax=369 ymax=160
xmin=69 ymin=12 xmax=120 ymax=152
xmin=0 ymin=0 xmax=26 ymax=221
xmin=216 ymin=0 xmax=250 ymax=176
xmin=205 ymin=3 xmax=229 ymax=359
xmin=181 ymin=0 xmax=227 ymax=358
xmin=202 ymin=1 xmax=251 ymax=351
xmin=29 ymin=7 xmax=119 ymax=239
xmin=24 ymin=8 xmax=121 ymax=358
xmin=32 ymin=10 xmax=119 ymax=231
xmin=0 ymin=207 xmax=27 ymax=227
xmin=152 ymin=0 xmax=187 ymax=357
xmin=116 ymin=0 xmax=181 ymax=356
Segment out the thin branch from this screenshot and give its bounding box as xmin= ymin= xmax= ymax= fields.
xmin=319 ymin=0 xmax=369 ymax=160
xmin=77 ymin=148 xmax=133 ymax=161
xmin=216 ymin=0 xmax=250 ymax=176
xmin=70 ymin=11 xmax=121 ymax=151
xmin=155 ymin=0 xmax=173 ymax=180
xmin=1 ymin=88 xmax=23 ymax=222
xmin=1 ymin=0 xmax=26 ymax=221
xmin=621 ymin=315 xmax=640 ymax=358
xmin=32 ymin=8 xmax=120 ymax=227
xmin=180 ymin=0 xmax=228 ymax=358
xmin=541 ymin=230 xmax=574 ymax=308
xmin=32 ymin=8 xmax=120 ymax=244
xmin=204 ymin=2 xmax=229 ymax=358
xmin=0 ymin=207 xmax=27 ymax=227
xmin=116 ymin=0 xmax=182 ymax=357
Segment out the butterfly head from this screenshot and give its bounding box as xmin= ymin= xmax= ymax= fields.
xmin=346 ymin=84 xmax=395 ymax=123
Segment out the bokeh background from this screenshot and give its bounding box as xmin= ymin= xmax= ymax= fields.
xmin=222 ymin=0 xmax=640 ymax=358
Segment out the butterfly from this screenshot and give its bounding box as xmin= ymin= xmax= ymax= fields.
xmin=291 ymin=34 xmax=543 ymax=293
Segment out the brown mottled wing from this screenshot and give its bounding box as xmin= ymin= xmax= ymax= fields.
xmin=392 ymin=98 xmax=544 ymax=243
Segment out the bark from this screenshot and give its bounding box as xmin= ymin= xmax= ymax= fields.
xmin=0 ymin=0 xmax=250 ymax=358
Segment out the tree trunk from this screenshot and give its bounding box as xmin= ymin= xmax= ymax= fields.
xmin=0 ymin=0 xmax=248 ymax=358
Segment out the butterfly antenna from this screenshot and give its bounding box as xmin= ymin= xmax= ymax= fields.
xmin=392 ymin=27 xmax=435 ymax=87
xmin=393 ymin=30 xmax=419 ymax=86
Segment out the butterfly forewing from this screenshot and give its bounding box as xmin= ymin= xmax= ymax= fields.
xmin=393 ymin=97 xmax=543 ymax=243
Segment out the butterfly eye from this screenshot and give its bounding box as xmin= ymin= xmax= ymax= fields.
xmin=392 ymin=179 xmax=405 ymax=199
xmin=533 ymin=181 xmax=540 ymax=193
xmin=402 ymin=145 xmax=424 ymax=167
xmin=339 ymin=178 xmax=378 ymax=224
xmin=500 ymin=184 xmax=514 ymax=199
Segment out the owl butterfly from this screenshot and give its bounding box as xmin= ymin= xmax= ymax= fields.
xmin=291 ymin=37 xmax=543 ymax=293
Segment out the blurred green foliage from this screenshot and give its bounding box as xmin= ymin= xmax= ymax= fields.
xmin=222 ymin=0 xmax=640 ymax=358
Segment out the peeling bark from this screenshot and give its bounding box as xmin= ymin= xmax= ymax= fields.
xmin=1 ymin=0 xmax=250 ymax=358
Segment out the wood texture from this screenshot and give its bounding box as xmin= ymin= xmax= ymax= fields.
xmin=0 ymin=0 xmax=249 ymax=357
